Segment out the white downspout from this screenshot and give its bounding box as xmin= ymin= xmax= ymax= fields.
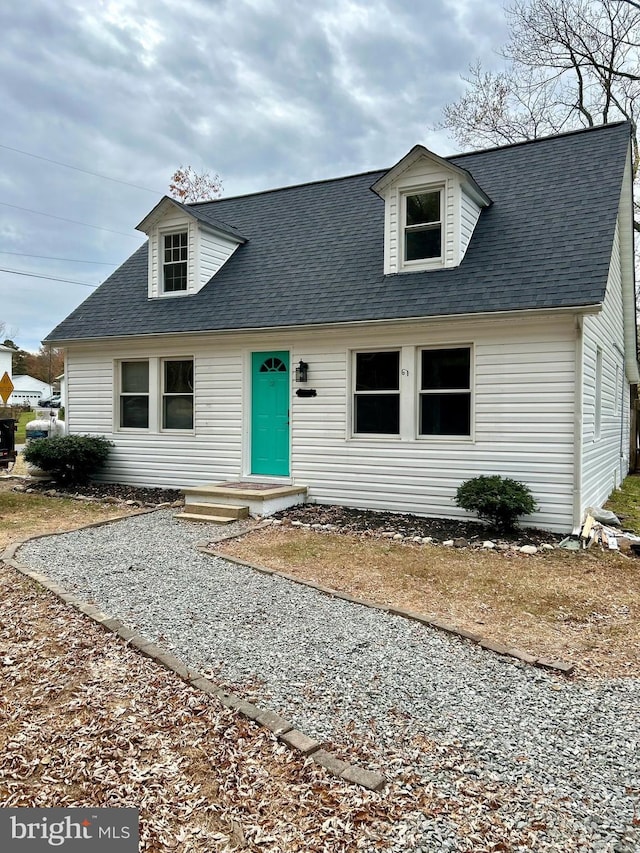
xmin=572 ymin=314 xmax=584 ymax=533
xmin=613 ymin=342 xmax=626 ymax=484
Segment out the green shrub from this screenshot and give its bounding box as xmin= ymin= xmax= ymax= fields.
xmin=455 ymin=475 xmax=537 ymax=532
xmin=24 ymin=435 xmax=114 ymax=486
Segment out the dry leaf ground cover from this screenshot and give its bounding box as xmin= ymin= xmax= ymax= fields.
xmin=215 ymin=524 xmax=640 ymax=678
xmin=0 ymin=480 xmax=429 ymax=851
xmin=0 ymin=567 xmax=421 ymax=851
xmin=3 ymin=472 xmax=640 ymax=850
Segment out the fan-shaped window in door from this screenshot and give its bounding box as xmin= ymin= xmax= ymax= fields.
xmin=259 ymin=357 xmax=287 ymax=373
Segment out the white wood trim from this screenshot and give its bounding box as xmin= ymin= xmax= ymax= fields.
xmin=398 ymin=182 xmax=445 ymax=272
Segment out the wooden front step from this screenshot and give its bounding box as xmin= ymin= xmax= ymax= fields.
xmin=175 ymin=501 xmax=249 ymax=524
xmin=182 ymin=482 xmax=307 ymax=517
xmin=175 ymin=512 xmax=236 ymax=524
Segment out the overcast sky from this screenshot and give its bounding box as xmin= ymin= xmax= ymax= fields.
xmin=0 ymin=0 xmax=509 ymax=354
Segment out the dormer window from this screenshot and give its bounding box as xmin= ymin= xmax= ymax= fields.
xmin=163 ymin=232 xmax=188 ymax=293
xmin=137 ymin=196 xmax=247 ymax=299
xmin=371 ymin=145 xmax=491 ymax=274
xmin=404 ymin=190 xmax=442 ymax=263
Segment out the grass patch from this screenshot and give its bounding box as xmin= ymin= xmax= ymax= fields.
xmin=12 ymin=410 xmax=34 ymax=444
xmin=0 ymin=481 xmax=136 ymax=551
xmin=605 ymin=474 xmax=640 ymax=533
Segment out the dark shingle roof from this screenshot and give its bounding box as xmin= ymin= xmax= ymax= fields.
xmin=47 ymin=122 xmax=631 ymax=343
xmin=136 ymin=196 xmax=247 ymax=241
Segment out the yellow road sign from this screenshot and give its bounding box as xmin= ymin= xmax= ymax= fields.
xmin=0 ymin=371 xmax=14 ymax=404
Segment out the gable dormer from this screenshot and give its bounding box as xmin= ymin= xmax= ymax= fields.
xmin=136 ymin=197 xmax=247 ymax=299
xmin=371 ymin=146 xmax=491 ymax=274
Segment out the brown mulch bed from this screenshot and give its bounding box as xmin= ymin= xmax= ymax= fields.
xmin=25 ymin=481 xmax=184 ymax=505
xmin=273 ymin=503 xmax=563 ymax=547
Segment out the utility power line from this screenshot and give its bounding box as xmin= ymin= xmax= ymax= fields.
xmin=0 ymin=142 xmax=163 ymax=195
xmin=0 ymin=200 xmax=142 ymax=238
xmin=0 ymin=266 xmax=99 ymax=287
xmin=0 ymin=249 xmax=118 ymax=265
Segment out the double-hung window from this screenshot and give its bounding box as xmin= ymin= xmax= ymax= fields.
xmin=353 ymin=351 xmax=400 ymax=435
xmin=162 ymin=359 xmax=194 ymax=430
xmin=419 ymin=347 xmax=471 ymax=436
xmin=118 ymin=358 xmax=194 ymax=431
xmin=120 ymin=361 xmax=149 ymax=429
xmin=404 ymin=190 xmax=442 ymax=263
xmin=163 ymin=231 xmax=188 ymax=292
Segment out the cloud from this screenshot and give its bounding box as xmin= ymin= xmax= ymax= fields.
xmin=0 ymin=0 xmax=507 ymax=352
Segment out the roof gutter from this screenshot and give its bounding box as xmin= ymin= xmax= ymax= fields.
xmin=45 ymin=303 xmax=603 ymax=348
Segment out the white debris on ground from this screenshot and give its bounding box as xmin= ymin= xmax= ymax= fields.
xmin=561 ymin=510 xmax=640 ymax=552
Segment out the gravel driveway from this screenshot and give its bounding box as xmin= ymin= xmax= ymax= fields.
xmin=18 ymin=510 xmax=640 ymax=852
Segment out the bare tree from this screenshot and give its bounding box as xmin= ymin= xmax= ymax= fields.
xmin=439 ymin=0 xmax=640 ymax=227
xmin=616 ymin=1 xmax=640 ymax=13
xmin=168 ymin=165 xmax=223 ymax=203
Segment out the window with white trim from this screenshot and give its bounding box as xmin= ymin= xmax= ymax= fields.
xmin=419 ymin=347 xmax=471 ymax=436
xmin=162 ymin=359 xmax=193 ymax=429
xmin=117 ymin=358 xmax=194 ymax=431
xmin=120 ymin=361 xmax=149 ymax=429
xmin=403 ymin=190 xmax=442 ymax=263
xmin=353 ymin=350 xmax=400 ymax=435
xmin=163 ymin=231 xmax=188 ymax=292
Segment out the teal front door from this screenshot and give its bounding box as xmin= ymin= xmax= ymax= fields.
xmin=251 ymin=351 xmax=290 ymax=476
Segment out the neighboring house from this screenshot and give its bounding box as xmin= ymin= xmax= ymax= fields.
xmin=46 ymin=122 xmax=638 ymax=532
xmin=0 ymin=344 xmax=12 ymax=383
xmin=55 ymin=373 xmax=66 ymax=409
xmin=8 ymin=375 xmax=52 ymax=407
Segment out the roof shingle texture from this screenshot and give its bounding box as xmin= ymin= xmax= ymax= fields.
xmin=47 ymin=122 xmax=630 ymax=342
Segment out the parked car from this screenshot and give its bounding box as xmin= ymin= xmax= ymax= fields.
xmin=38 ymin=394 xmax=62 ymax=408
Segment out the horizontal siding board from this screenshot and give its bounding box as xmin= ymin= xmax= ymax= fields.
xmin=460 ymin=189 xmax=481 ymax=255
xmin=581 ymin=217 xmax=629 ymax=514
xmin=66 ymin=312 xmax=578 ymax=531
xmin=198 ymin=229 xmax=239 ymax=290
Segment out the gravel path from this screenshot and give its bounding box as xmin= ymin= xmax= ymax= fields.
xmin=17 ymin=511 xmax=640 ymax=852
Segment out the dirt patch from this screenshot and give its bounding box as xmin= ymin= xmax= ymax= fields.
xmin=215 ymin=518 xmax=640 ymax=678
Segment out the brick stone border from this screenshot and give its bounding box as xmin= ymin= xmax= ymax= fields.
xmin=202 ymin=545 xmax=575 ymax=677
xmin=1 ymin=524 xmax=385 ymax=793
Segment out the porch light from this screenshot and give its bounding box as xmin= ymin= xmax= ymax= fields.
xmin=295 ymin=360 xmax=309 ymax=383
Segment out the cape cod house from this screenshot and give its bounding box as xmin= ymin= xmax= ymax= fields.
xmin=46 ymin=122 xmax=638 ymax=532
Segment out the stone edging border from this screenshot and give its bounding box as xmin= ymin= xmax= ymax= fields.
xmin=202 ymin=543 xmax=575 ymax=677
xmin=1 ymin=527 xmax=385 ymax=793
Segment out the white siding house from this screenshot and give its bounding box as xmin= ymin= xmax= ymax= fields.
xmin=65 ymin=313 xmax=580 ymax=530
xmin=8 ymin=375 xmax=52 ymax=407
xmin=47 ymin=123 xmax=639 ymax=533
xmin=0 ymin=344 xmax=12 ymax=383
